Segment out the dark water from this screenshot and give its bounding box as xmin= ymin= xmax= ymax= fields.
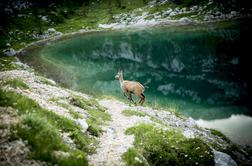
xmin=20 ymin=21 xmax=252 ymax=146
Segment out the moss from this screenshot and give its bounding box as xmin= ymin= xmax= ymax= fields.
xmin=2 ymin=79 xmax=29 ymax=89
xmin=0 ymin=89 xmax=96 ymax=164
xmin=124 ymin=124 xmax=214 ymax=166
xmin=0 ymin=56 xmax=17 ymax=71
xmin=122 ymin=109 xmax=147 ymax=117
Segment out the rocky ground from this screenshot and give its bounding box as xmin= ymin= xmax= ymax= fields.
xmin=1 ymin=64 xmax=251 ymax=165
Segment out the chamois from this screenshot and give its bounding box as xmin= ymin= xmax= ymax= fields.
xmin=115 ymin=71 xmax=145 ymax=105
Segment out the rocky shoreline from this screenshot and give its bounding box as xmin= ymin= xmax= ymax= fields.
xmin=1 ymin=0 xmax=252 ymax=164
xmin=1 ymin=63 xmax=252 ymax=165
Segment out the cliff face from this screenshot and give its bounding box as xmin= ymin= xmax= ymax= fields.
xmin=0 ymin=63 xmax=251 ymax=165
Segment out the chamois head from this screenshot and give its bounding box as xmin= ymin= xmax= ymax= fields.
xmin=115 ymin=70 xmax=123 ymax=80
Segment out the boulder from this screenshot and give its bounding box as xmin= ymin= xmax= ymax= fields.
xmin=3 ymin=48 xmax=16 ymax=56
xmin=76 ymin=119 xmax=88 ymax=132
xmin=169 ymin=11 xmax=177 ymax=16
xmin=179 ymin=17 xmax=191 ymax=23
xmin=214 ymin=150 xmax=237 ymax=166
xmin=48 ymin=28 xmax=56 ymax=33
xmin=52 ymin=151 xmax=70 ymax=160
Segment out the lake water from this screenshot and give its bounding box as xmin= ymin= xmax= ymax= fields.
xmin=20 ymin=20 xmax=252 ymax=146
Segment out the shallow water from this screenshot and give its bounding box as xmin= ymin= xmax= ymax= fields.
xmin=20 ymin=21 xmax=252 ymax=146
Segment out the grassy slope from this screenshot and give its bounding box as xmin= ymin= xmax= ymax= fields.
xmin=0 ymin=0 xmax=251 ymax=165
xmin=0 ymin=77 xmax=111 ymax=165
xmin=123 ymin=124 xmax=214 ymax=166
xmin=0 ymin=89 xmax=91 ymax=165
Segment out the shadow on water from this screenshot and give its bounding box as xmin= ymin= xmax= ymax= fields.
xmin=19 ymin=19 xmax=252 ymax=146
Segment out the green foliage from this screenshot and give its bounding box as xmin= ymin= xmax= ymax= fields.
xmin=122 ymin=148 xmax=148 ymax=166
xmin=16 ymin=113 xmax=88 ymax=165
xmin=210 ymin=128 xmax=230 ymax=143
xmin=0 ymin=89 xmax=96 ymax=164
xmin=124 ymin=124 xmax=214 ymax=166
xmin=69 ymin=96 xmax=111 ymax=136
xmin=122 ymin=109 xmax=147 ymax=117
xmin=0 ymin=56 xmax=17 ymax=71
xmin=2 ymin=79 xmax=29 ymax=89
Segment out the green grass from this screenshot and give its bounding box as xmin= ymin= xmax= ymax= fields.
xmin=0 ymin=56 xmax=17 ymax=71
xmin=122 ymin=109 xmax=147 ymax=117
xmin=123 ymin=124 xmax=214 ymax=166
xmin=209 ymin=128 xmax=231 ymax=143
xmin=2 ymin=79 xmax=29 ymax=89
xmin=0 ymin=89 xmax=97 ymax=165
xmin=37 ymin=76 xmax=56 ymax=86
xmin=49 ymin=97 xmax=84 ymax=119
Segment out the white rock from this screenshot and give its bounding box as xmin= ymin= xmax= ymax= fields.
xmin=3 ymin=48 xmax=16 ymax=56
xmin=48 ymin=28 xmax=56 ymax=33
xmin=214 ymin=150 xmax=237 ymax=166
xmin=230 ymin=11 xmax=237 ymax=16
xmin=179 ymin=17 xmax=191 ymax=23
xmin=170 ymin=11 xmax=177 ymax=16
xmin=41 ymin=16 xmax=48 ymax=22
xmin=134 ymin=157 xmax=143 ymax=163
xmin=76 ymin=119 xmax=88 ymax=132
xmin=55 ymin=31 xmax=63 ymax=36
xmin=163 ymin=9 xmax=173 ymax=16
xmin=11 ymin=62 xmax=29 ymax=69
xmin=183 ymin=129 xmax=195 ymax=138
xmin=52 ymin=151 xmax=70 ymax=159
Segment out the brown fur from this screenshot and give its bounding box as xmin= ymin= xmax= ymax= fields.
xmin=115 ymin=71 xmax=145 ymax=105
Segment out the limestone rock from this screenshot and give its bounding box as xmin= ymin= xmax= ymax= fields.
xmin=214 ymin=150 xmax=237 ymax=166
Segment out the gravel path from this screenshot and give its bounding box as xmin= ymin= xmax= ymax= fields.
xmin=88 ymin=99 xmax=153 ymax=166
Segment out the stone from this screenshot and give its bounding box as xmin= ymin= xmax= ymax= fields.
xmin=3 ymin=48 xmax=16 ymax=56
xmin=179 ymin=17 xmax=191 ymax=23
xmin=52 ymin=151 xmax=70 ymax=160
xmin=41 ymin=16 xmax=48 ymax=22
xmin=169 ymin=11 xmax=177 ymax=16
xmin=76 ymin=119 xmax=88 ymax=132
xmin=48 ymin=28 xmax=56 ymax=33
xmin=12 ymin=61 xmax=29 ymax=69
xmin=183 ymin=129 xmax=195 ymax=138
xmin=230 ymin=11 xmax=237 ymax=16
xmin=214 ymin=150 xmax=237 ymax=166
xmin=163 ymin=9 xmax=173 ymax=16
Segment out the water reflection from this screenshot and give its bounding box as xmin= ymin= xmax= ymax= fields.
xmin=20 ymin=22 xmax=251 ymax=121
xmin=196 ymin=115 xmax=252 ymax=147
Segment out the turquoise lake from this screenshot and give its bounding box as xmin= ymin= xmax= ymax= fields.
xmin=20 ymin=20 xmax=252 ymax=146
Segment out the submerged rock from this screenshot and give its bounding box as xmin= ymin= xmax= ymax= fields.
xmin=214 ymin=150 xmax=237 ymax=166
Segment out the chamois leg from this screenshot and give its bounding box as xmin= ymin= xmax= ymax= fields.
xmin=123 ymin=92 xmax=127 ymax=98
xmin=128 ymin=93 xmax=136 ymax=104
xmin=139 ymin=93 xmax=145 ymax=105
